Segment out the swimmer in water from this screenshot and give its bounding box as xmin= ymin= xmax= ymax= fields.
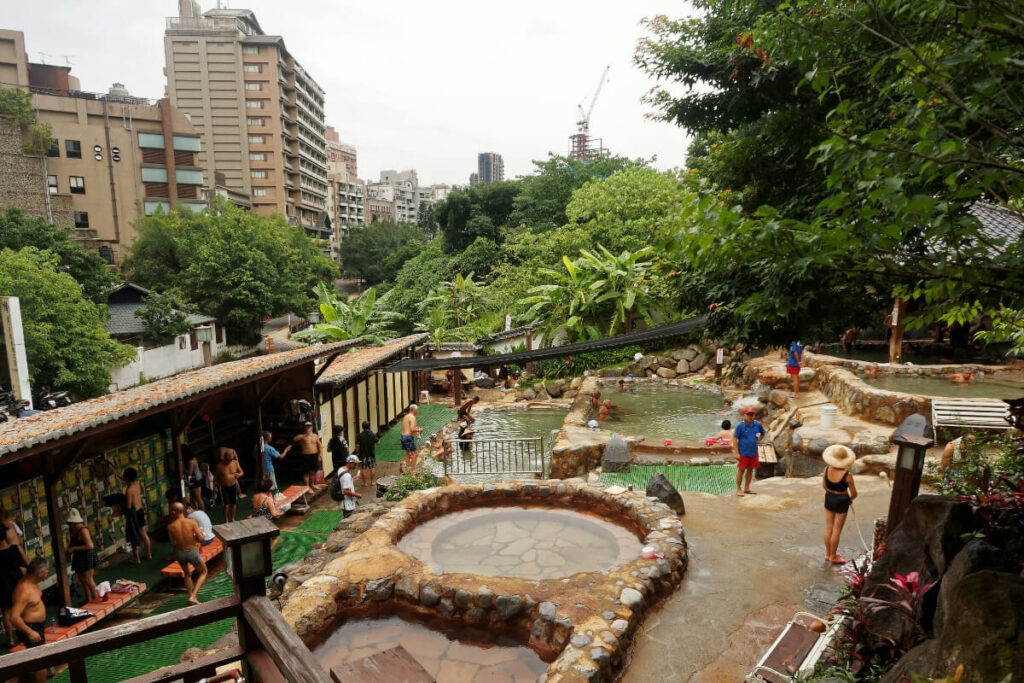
xmin=598 ymin=400 xmax=612 ymax=421
xmin=866 ymin=362 xmax=879 ymax=380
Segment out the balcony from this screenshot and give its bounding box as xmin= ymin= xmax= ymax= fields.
xmin=166 ymin=15 xmax=246 ymax=35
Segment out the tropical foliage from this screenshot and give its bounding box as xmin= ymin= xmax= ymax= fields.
xmin=300 ymin=282 xmax=400 ymax=345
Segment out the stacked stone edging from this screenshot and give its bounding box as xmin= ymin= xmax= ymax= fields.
xmin=280 ymin=480 xmax=688 ymax=682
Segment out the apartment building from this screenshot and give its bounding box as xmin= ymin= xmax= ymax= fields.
xmin=477 ymin=152 xmax=504 ymax=184
xmin=326 ymin=172 xmax=365 ymax=257
xmin=0 ymin=29 xmax=205 ymax=263
xmin=325 ymin=125 xmax=357 ymax=177
xmin=164 ymin=0 xmax=330 ymax=243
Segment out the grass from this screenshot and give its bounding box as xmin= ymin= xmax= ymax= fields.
xmin=600 ymin=464 xmax=738 ymax=496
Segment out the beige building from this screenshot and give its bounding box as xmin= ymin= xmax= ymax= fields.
xmin=325 ymin=125 xmax=357 ymax=178
xmin=0 ymin=29 xmax=205 ymax=263
xmin=164 ymin=1 xmax=330 ymax=244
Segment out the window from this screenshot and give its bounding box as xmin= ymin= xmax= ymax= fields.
xmin=69 ymin=176 xmax=85 ymax=194
xmin=46 ymin=139 xmax=59 ymax=157
xmin=248 ymin=134 xmax=265 ymax=144
xmin=249 ymin=152 xmax=266 ymax=161
xmin=253 ymin=188 xmax=268 ymax=197
xmin=47 ymin=175 xmax=58 ymax=194
xmin=251 ymin=170 xmax=268 ymax=179
xmin=172 ymin=135 xmax=201 ymax=152
xmin=144 ymin=201 xmax=171 ymax=215
xmin=73 ymin=211 xmax=89 ymax=228
xmin=138 ymin=132 xmax=165 ymax=149
xmin=245 ymin=82 xmax=261 ymax=91
xmin=65 ymin=140 xmax=82 ymax=158
xmin=175 ymin=169 xmax=203 ymax=185
xmin=246 ymin=117 xmax=264 ymax=127
xmin=141 ymin=167 xmax=168 ymax=183
xmin=243 ymin=64 xmax=261 ymax=73
xmin=245 ymin=100 xmax=263 ymax=109
xmin=243 ymin=46 xmax=259 ymax=54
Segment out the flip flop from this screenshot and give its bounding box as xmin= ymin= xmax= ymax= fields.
xmin=829 ymin=556 xmax=847 ymax=565
xmin=736 ymin=491 xmax=745 ymax=497
xmin=743 ymin=490 xmax=757 ymax=495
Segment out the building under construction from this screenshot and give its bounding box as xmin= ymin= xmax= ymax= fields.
xmin=569 ymin=65 xmax=610 ymax=161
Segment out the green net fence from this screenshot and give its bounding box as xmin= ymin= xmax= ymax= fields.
xmin=600 ymin=465 xmax=738 ymax=496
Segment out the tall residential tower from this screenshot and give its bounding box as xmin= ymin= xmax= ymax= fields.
xmin=477 ymin=152 xmax=504 ymax=185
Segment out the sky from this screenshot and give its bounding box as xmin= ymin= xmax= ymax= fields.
xmin=4 ymin=1 xmax=696 ymax=186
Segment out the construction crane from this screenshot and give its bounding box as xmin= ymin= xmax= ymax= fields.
xmin=570 ymin=65 xmax=611 ymax=161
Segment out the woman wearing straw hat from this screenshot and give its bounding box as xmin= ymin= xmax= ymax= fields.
xmin=65 ymin=508 xmax=100 ymax=602
xmin=822 ymin=445 xmax=858 ymax=565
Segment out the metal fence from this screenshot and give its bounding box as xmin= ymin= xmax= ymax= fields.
xmin=443 ymin=436 xmax=550 ymax=479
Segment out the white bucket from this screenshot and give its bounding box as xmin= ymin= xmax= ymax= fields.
xmin=820 ymin=405 xmax=838 ymax=429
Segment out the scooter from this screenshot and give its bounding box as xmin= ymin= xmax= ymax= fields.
xmin=0 ymin=391 xmax=30 ymax=422
xmin=35 ymin=388 xmax=71 ymax=410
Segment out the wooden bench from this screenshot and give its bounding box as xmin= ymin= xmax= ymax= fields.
xmin=8 ymin=583 xmax=146 ymax=652
xmin=747 ymin=612 xmax=843 ymax=682
xmin=932 ymin=398 xmax=1012 ymax=431
xmin=276 ymin=484 xmax=311 ymax=515
xmin=160 ymin=538 xmax=225 ymax=586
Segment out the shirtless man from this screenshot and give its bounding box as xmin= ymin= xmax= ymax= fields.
xmin=123 ymin=467 xmax=152 ymax=564
xmin=214 ymin=448 xmax=244 ymax=522
xmin=949 ymin=369 xmax=974 ymax=384
xmin=842 ymin=327 xmax=860 ymax=353
xmin=401 ymin=404 xmax=423 ymax=470
xmin=11 ymin=558 xmax=49 ymax=682
xmin=598 ymin=400 xmax=612 ymax=421
xmin=293 ymin=422 xmax=323 ymax=490
xmin=457 ymin=396 xmax=480 ymax=425
xmin=167 ymin=502 xmax=207 ymax=605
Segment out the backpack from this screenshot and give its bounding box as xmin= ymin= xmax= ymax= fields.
xmin=329 ymin=474 xmax=345 ymax=502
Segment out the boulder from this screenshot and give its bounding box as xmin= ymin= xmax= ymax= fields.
xmin=675 ymin=360 xmax=691 ymax=375
xmin=671 ymin=349 xmax=688 ymax=361
xmin=690 ymin=353 xmax=708 ymax=372
xmin=523 ymin=389 xmax=536 ymax=400
xmin=646 ymin=471 xmax=685 ymax=515
xmin=681 ymin=347 xmax=698 ymax=362
xmin=790 ymin=433 xmax=803 ymax=452
xmin=474 ymin=376 xmax=497 ymax=389
xmin=933 ymin=539 xmax=1003 ymax=638
xmin=563 ymin=390 xmax=577 ymax=399
xmin=798 ymin=366 xmax=815 ymax=382
xmin=600 ymin=438 xmax=632 ymax=473
xmin=546 ymin=383 xmax=563 ymax=398
xmin=639 ymin=356 xmax=655 ymax=370
xmin=570 ymin=377 xmax=583 ymax=390
xmin=656 ymin=367 xmax=678 ymax=379
xmin=807 ymin=438 xmax=831 ymax=456
xmin=603 ymin=367 xmax=623 ymax=378
xmin=769 ymin=390 xmax=789 ymax=407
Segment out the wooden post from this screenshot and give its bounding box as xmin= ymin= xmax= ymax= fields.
xmin=453 ymin=366 xmax=462 ymax=407
xmin=525 ymin=331 xmax=533 ymax=374
xmin=889 ymin=298 xmax=906 ymax=364
xmin=43 ymin=470 xmax=71 ymax=607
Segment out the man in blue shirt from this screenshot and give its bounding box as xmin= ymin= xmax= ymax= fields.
xmin=786 ymin=340 xmax=805 ymax=398
xmin=261 ymin=430 xmax=291 ymax=494
xmin=733 ymin=407 xmax=766 ymax=496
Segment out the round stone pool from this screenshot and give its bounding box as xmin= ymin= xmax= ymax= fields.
xmin=398 ymin=506 xmax=642 ymax=579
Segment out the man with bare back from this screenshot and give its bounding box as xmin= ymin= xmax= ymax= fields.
xmin=167 ymin=502 xmax=207 ymax=605
xmin=11 ymin=558 xmax=49 ymax=681
xmin=401 ymin=404 xmax=423 ymax=470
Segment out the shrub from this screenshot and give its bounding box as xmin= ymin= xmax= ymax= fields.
xmin=383 ymin=469 xmax=440 ymax=502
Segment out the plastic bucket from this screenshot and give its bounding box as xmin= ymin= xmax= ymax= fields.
xmin=820 ymin=405 xmax=838 ymax=429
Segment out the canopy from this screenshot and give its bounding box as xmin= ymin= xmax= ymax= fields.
xmin=385 ymin=315 xmax=709 ymax=372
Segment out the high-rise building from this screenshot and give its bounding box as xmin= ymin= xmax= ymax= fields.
xmin=477 ymin=152 xmax=504 ymax=185
xmin=469 ymin=172 xmax=480 ymax=187
xmin=325 ymin=125 xmax=357 ymax=178
xmin=164 ymin=0 xmax=330 ymax=243
xmin=365 ymin=170 xmax=450 ymax=225
xmin=0 ymin=29 xmax=206 ymax=264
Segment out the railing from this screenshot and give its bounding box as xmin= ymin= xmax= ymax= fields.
xmin=166 ymin=16 xmax=248 ymax=35
xmin=0 ymin=519 xmax=329 ymax=683
xmin=444 ymin=436 xmax=550 ymax=478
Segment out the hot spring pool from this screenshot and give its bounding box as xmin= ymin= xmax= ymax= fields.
xmin=398 ymin=507 xmax=642 ymax=579
xmin=867 ymin=374 xmax=1024 ymax=399
xmin=600 ymin=384 xmax=728 ymax=443
xmin=469 ymin=407 xmax=567 ymax=440
xmin=314 ymin=614 xmax=547 ymax=682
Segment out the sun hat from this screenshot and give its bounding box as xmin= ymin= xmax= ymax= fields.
xmin=346 ymin=454 xmax=361 ymax=464
xmin=822 ymin=445 xmax=856 ymax=470
xmin=66 ymin=508 xmax=84 ymax=524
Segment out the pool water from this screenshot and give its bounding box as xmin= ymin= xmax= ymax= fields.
xmin=398 ymin=507 xmax=642 ymax=579
xmin=468 ymin=407 xmax=567 ymax=441
xmin=314 ymin=614 xmax=547 ymax=682
xmin=868 ymin=375 xmax=1024 ymax=399
xmin=600 ymin=384 xmax=728 ymax=443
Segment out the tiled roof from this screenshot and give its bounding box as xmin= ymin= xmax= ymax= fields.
xmin=106 ymin=303 xmax=216 ymax=337
xmin=0 ymin=341 xmax=357 ymax=460
xmin=970 ymin=202 xmax=1024 ymax=251
xmin=486 ymin=324 xmax=539 ymax=342
xmin=426 ymin=342 xmax=480 ymax=352
xmin=316 ymin=334 xmax=427 ymax=386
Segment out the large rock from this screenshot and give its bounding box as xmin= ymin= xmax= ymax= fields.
xmin=656 ymin=367 xmax=677 ymax=379
xmin=798 ymin=366 xmax=815 ymax=382
xmin=769 ymin=390 xmax=789 ymax=407
xmin=807 ymin=438 xmax=831 ymax=456
xmin=603 ymin=367 xmax=623 ymax=378
xmin=474 ymin=376 xmax=496 ymax=388
xmin=639 ymin=356 xmax=655 ymax=369
xmin=601 ymin=438 xmax=632 ymax=473
xmin=681 ymin=347 xmax=698 ymax=362
xmin=646 ymin=471 xmax=685 ymax=515
xmin=523 ymin=389 xmax=536 ymax=400
xmin=570 ymin=377 xmax=583 ymax=390
xmin=690 ymin=353 xmax=708 ymax=372
xmin=671 ymin=349 xmax=688 ymax=361
xmin=675 ymin=359 xmax=691 ymax=375
xmin=932 ymin=539 xmax=1003 ymax=638
xmin=546 ymin=383 xmax=563 ymax=398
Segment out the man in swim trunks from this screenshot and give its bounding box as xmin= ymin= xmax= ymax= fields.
xmin=123 ymin=467 xmax=152 ymax=564
xmin=457 ymin=396 xmax=480 ymax=425
xmin=733 ymin=408 xmax=765 ymax=497
xmin=293 ymin=421 xmax=323 ymax=490
xmin=401 ymin=404 xmax=423 ymax=470
xmin=842 ymin=327 xmax=860 ymax=353
xmin=11 ymin=557 xmax=49 ymax=681
xmin=167 ymin=503 xmax=207 ymax=605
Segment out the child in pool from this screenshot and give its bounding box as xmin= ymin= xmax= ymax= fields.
xmin=705 ymin=420 xmax=733 ymax=447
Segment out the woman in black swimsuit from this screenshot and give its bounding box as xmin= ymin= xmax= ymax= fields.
xmin=66 ymin=508 xmax=100 ymax=603
xmin=822 ymin=445 xmax=858 ymax=565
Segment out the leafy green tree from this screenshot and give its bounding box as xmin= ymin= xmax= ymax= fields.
xmin=456 ymin=237 xmax=504 ymax=280
xmin=385 ymin=239 xmax=455 ymax=333
xmin=0 ymin=209 xmax=116 ymax=302
xmin=419 ymin=272 xmax=489 ymax=332
xmin=135 ymin=290 xmax=193 ymax=343
xmin=124 ymin=199 xmax=337 ymax=344
xmin=434 ymin=181 xmax=521 ymax=253
xmin=339 ymin=222 xmax=426 ymax=285
xmin=0 ymin=248 xmax=133 ymax=397
xmin=302 ymin=282 xmax=400 ymax=345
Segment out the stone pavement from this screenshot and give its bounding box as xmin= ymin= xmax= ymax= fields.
xmin=622 ymin=474 xmax=894 ymax=682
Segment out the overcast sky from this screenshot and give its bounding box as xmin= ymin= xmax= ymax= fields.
xmin=4 ymin=1 xmax=695 ymax=186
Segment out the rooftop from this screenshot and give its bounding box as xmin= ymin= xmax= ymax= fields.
xmin=0 ymin=341 xmax=356 ymax=460
xmin=426 ymin=342 xmax=480 ymax=352
xmin=970 ymin=202 xmax=1024 ymax=251
xmin=106 ymin=304 xmax=215 ymax=337
xmin=316 ymin=334 xmax=426 ymax=386
xmin=486 ymin=324 xmax=539 ymax=342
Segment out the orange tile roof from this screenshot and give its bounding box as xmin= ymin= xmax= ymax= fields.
xmin=316 ymin=334 xmax=427 ymax=386
xmin=0 ymin=340 xmax=357 ymax=459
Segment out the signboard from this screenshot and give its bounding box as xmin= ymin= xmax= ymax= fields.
xmin=716 ymin=348 xmax=725 ymax=365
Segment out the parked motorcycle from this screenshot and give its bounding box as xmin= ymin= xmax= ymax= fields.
xmin=34 ymin=387 xmax=71 ymax=410
xmin=0 ymin=391 xmax=30 ymax=422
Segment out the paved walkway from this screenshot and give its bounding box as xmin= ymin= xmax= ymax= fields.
xmin=622 ymin=474 xmax=893 ymax=682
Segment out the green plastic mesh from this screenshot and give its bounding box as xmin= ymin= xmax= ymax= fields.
xmin=600 ymin=465 xmax=738 ymax=496
xmin=375 ymin=404 xmax=456 ymax=462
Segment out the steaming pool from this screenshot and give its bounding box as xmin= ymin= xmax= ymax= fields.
xmin=600 ymin=383 xmax=727 ymax=443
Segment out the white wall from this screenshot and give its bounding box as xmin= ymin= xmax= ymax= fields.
xmin=483 ymin=331 xmax=545 ymax=355
xmin=108 ymin=331 xmax=230 ymax=392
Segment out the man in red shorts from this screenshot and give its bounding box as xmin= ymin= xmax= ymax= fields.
xmin=733 ymin=407 xmax=765 ymax=497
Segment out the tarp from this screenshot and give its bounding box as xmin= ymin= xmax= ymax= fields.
xmin=384 ymin=315 xmax=708 ymax=372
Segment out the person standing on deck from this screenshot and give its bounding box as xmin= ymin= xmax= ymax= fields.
xmin=293 ymin=421 xmax=324 ymax=491
xmin=122 ymin=468 xmax=152 ymax=564
xmin=337 ymin=455 xmax=362 ymax=518
xmin=10 ymin=557 xmax=49 ymax=682
xmin=261 ymin=430 xmax=291 ymax=494
xmin=65 ymin=509 xmax=99 ymax=603
xmin=0 ymin=508 xmax=28 ymax=648
xmin=733 ymin=407 xmax=765 ymax=497
xmin=353 ymin=421 xmax=379 ymax=487
xmin=214 ymin=449 xmax=244 ymax=523
xmin=167 ymin=502 xmax=208 ymax=605
xmin=401 ymin=405 xmax=423 ymax=470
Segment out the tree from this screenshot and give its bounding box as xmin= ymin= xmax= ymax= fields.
xmin=0 ymin=248 xmax=133 ymax=397
xmin=302 ymin=282 xmax=400 ymax=345
xmin=385 ymin=239 xmax=455 ymax=333
xmin=433 ymin=181 xmax=521 ymax=253
xmin=0 ymin=209 xmax=116 ymax=302
xmin=419 ymin=272 xmax=490 ymax=334
xmin=135 ymin=290 xmax=193 ymax=344
xmin=456 ymin=237 xmax=504 ymax=280
xmin=339 ymin=222 xmax=426 ymax=285
xmin=124 ymin=199 xmax=337 ymax=344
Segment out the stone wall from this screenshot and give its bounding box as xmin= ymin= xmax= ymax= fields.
xmin=279 ymin=480 xmax=688 ymax=682
xmin=0 ymin=117 xmax=74 ymax=229
xmin=814 ymin=363 xmax=931 ymax=426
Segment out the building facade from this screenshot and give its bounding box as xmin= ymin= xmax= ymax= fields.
xmin=326 ymin=172 xmax=365 ymax=257
xmin=325 ymin=125 xmax=357 ymax=177
xmin=365 ymin=169 xmax=449 ymax=225
xmin=477 ymin=152 xmax=504 ymax=184
xmin=0 ymin=29 xmax=205 ymax=263
xmin=164 ymin=1 xmax=330 ymax=243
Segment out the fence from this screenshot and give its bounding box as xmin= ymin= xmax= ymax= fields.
xmin=443 ymin=436 xmax=551 ymax=479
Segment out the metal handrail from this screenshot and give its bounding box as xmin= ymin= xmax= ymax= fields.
xmin=443 ymin=436 xmax=550 ymax=478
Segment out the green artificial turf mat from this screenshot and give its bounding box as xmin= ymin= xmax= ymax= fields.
xmin=376 ymin=404 xmax=456 ymax=462
xmin=294 ymin=509 xmax=342 ymax=534
xmin=600 ymin=465 xmax=738 ymax=496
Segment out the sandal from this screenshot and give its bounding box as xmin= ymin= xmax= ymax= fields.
xmin=829 ymin=555 xmax=847 ymax=565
